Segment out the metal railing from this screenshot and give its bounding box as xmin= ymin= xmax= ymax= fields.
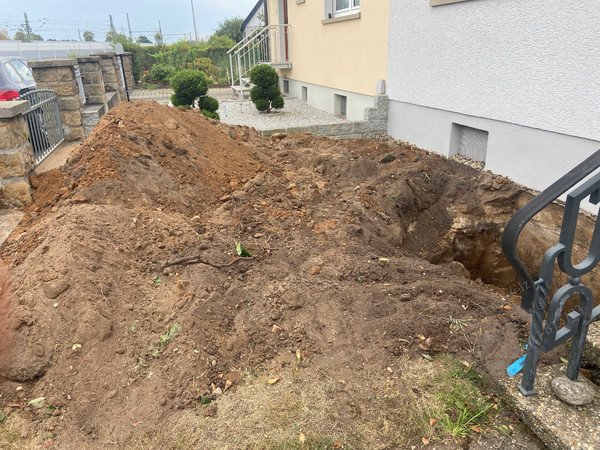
xmin=228 ymin=24 xmax=291 ymax=98
xmin=502 ymin=149 xmax=600 ymax=396
xmin=17 ymin=89 xmax=64 ymax=165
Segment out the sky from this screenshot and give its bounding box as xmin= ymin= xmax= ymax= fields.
xmin=0 ymin=0 xmax=259 ymax=43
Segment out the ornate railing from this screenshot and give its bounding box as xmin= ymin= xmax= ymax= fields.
xmin=502 ymin=149 xmax=600 ymax=395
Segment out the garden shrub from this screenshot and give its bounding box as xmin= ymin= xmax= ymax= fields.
xmin=249 ymin=64 xmax=284 ymax=113
xmin=170 ymin=70 xmax=219 ymax=120
xmin=149 ymin=63 xmax=177 ymax=82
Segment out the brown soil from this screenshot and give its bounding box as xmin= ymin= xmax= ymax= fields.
xmin=0 ymin=101 xmax=585 ymax=448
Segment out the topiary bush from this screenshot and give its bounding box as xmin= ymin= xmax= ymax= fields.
xmin=249 ymin=64 xmax=284 ymax=113
xmin=170 ymin=70 xmax=219 ymax=120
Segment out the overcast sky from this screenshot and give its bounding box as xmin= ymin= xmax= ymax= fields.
xmin=0 ymin=0 xmax=259 ymax=43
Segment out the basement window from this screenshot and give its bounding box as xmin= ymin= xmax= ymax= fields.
xmin=334 ymin=94 xmax=347 ymax=118
xmin=449 ymin=123 xmax=489 ymax=163
xmin=301 ymin=86 xmax=308 ymax=102
xmin=283 ymin=79 xmax=289 ymax=94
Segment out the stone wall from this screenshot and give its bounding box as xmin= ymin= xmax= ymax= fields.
xmin=0 ymin=102 xmax=34 ymax=208
xmin=260 ymin=95 xmax=389 ymax=140
xmin=76 ymin=56 xmax=107 ymax=108
xmin=29 ymin=59 xmax=84 ymax=142
xmin=91 ymin=53 xmax=126 ymax=102
xmin=122 ymin=53 xmax=135 ymax=90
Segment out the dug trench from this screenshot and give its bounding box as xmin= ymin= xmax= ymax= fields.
xmin=0 ymin=101 xmax=596 ymax=448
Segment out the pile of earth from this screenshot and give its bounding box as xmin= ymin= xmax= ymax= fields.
xmin=0 ymin=101 xmax=593 ymax=448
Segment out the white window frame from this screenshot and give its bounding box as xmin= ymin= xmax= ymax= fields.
xmin=331 ymin=0 xmax=360 ymax=18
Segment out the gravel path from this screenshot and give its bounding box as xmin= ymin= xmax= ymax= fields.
xmin=218 ymin=97 xmax=345 ymax=130
xmin=130 ymin=87 xmax=345 ymax=131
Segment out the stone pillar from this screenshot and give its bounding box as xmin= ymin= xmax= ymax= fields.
xmin=29 ymin=59 xmax=84 ymax=142
xmin=122 ymin=52 xmax=135 ymax=90
xmin=0 ymin=101 xmax=34 ymax=208
xmin=76 ymin=56 xmax=107 ymax=108
xmin=91 ymin=53 xmax=126 ymax=102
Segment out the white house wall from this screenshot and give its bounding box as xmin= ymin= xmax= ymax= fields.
xmin=386 ymin=0 xmax=600 ymax=194
xmin=387 ymin=0 xmax=599 ymax=140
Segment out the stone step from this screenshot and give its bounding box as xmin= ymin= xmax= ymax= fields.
xmin=500 ymin=364 xmax=600 ymax=449
xmin=81 ymin=103 xmax=106 ymax=136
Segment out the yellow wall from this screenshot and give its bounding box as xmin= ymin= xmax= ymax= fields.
xmin=267 ymin=0 xmax=390 ymax=96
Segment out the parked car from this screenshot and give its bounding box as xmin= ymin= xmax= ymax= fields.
xmin=0 ymin=56 xmax=36 ymax=101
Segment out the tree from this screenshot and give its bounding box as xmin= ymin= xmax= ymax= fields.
xmin=105 ymin=30 xmax=128 ymax=43
xmin=0 ymin=29 xmax=9 ymax=40
xmin=136 ymin=35 xmax=151 ymax=44
xmin=83 ymin=30 xmax=94 ymax=41
xmin=214 ymin=17 xmax=243 ymax=43
xmin=154 ymin=31 xmax=164 ymax=47
xmin=249 ymin=64 xmax=284 ymax=113
xmin=14 ymin=28 xmax=43 ymax=42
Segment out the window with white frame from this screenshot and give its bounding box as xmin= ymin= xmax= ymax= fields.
xmin=333 ymin=0 xmax=360 ymax=17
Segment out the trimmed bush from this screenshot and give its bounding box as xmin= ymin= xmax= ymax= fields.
xmin=170 ymin=70 xmax=219 ymax=120
xmin=170 ymin=69 xmax=210 ymax=107
xmin=249 ymin=64 xmax=284 ymax=113
xmin=199 ymin=96 xmax=219 ymax=113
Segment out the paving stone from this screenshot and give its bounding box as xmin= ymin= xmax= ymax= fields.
xmin=500 ymin=364 xmax=600 ymax=449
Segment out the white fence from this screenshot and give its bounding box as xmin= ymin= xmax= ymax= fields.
xmin=0 ymin=41 xmax=113 ymax=60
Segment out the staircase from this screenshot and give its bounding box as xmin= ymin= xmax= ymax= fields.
xmin=228 ymin=24 xmax=291 ymax=99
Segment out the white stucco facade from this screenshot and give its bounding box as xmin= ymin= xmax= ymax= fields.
xmin=387 ymin=0 xmax=600 ymax=192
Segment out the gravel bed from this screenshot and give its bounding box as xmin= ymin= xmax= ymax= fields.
xmin=218 ymin=97 xmax=345 ymax=130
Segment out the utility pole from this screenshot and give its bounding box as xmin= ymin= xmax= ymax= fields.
xmin=23 ymin=12 xmax=32 ymax=42
xmin=127 ymin=13 xmax=132 ymax=41
xmin=190 ymin=0 xmax=198 ymax=42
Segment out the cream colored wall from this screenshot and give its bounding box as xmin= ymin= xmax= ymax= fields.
xmin=267 ymin=0 xmax=390 ymax=96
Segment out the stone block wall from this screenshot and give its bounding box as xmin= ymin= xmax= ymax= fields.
xmin=76 ymin=56 xmax=108 ymax=108
xmin=0 ymin=102 xmax=34 ymax=208
xmin=122 ymin=53 xmax=135 ymax=90
xmin=29 ymin=59 xmax=84 ymax=141
xmin=91 ymin=53 xmax=126 ymax=102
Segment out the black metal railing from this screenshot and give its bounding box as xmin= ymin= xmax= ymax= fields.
xmin=18 ymin=89 xmax=64 ymax=165
xmin=502 ymin=149 xmax=600 ymax=395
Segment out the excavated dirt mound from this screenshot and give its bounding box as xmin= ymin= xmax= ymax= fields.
xmin=0 ymin=101 xmax=593 ymax=448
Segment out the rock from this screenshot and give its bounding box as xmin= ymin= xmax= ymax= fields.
xmin=226 ymin=342 xmax=234 ymax=351
xmin=310 ymin=266 xmax=321 ymax=275
xmin=551 ymin=376 xmax=595 ymax=406
xmin=43 ymin=280 xmax=70 ymax=300
xmin=271 ymin=132 xmax=287 ymax=140
xmin=212 ymin=387 xmax=223 ymax=397
xmin=272 ymin=325 xmax=283 ymax=333
xmin=399 ymin=293 xmax=412 ymax=302
xmin=202 ymin=402 xmax=218 ymax=417
xmin=107 ymin=390 xmax=117 ymax=399
xmin=449 ymin=261 xmax=471 ymax=279
xmin=270 ymin=310 xmax=281 ymax=321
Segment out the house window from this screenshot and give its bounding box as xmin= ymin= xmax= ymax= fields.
xmin=333 ymin=0 xmax=360 ymax=17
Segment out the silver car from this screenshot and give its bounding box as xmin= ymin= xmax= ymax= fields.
xmin=0 ymin=57 xmax=36 ymax=101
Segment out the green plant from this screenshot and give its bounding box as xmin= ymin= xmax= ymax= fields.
xmin=148 ymin=63 xmax=177 ymax=82
xmin=249 ymin=64 xmax=284 ymax=113
xmin=170 ymin=69 xmax=210 ymax=107
xmin=236 ymin=242 xmax=252 ymax=257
